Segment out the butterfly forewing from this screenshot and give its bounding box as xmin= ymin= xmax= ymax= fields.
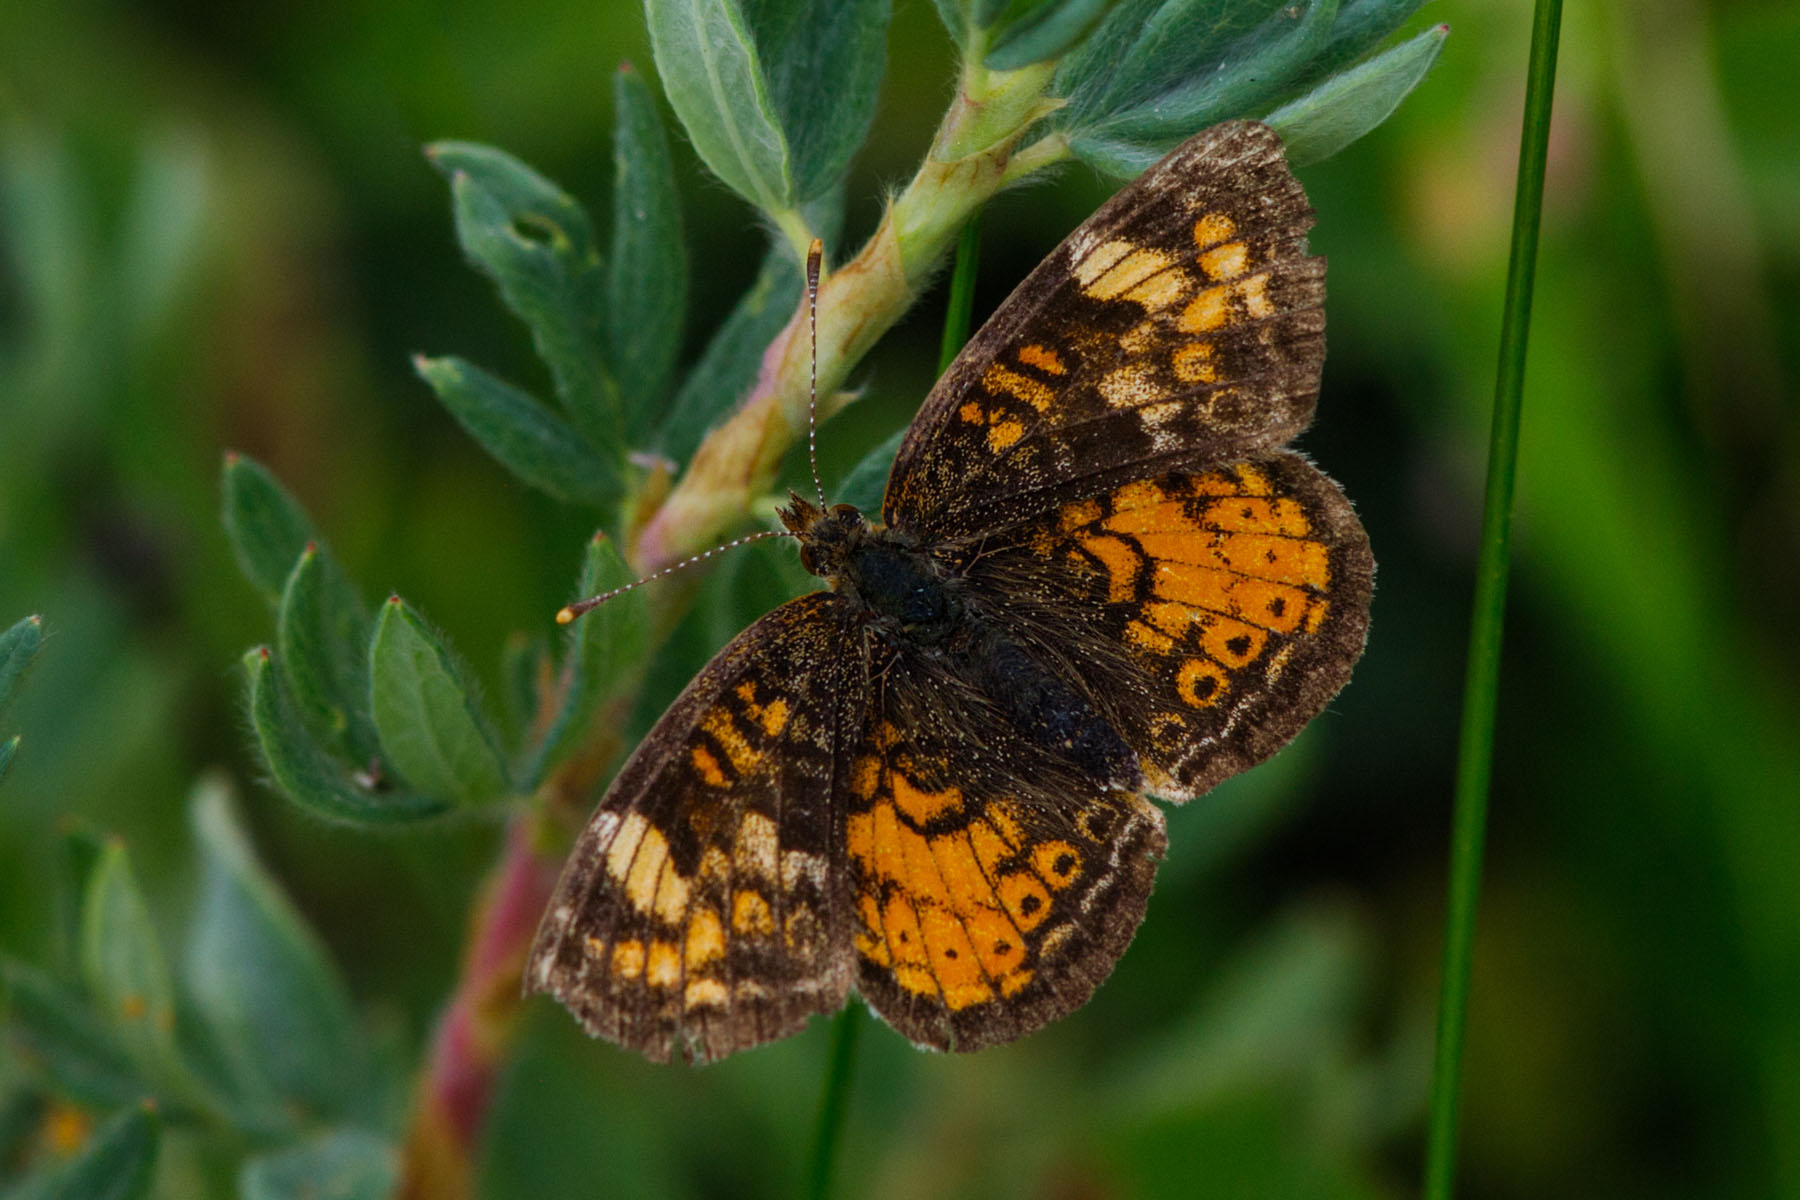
xmin=885 ymin=121 xmax=1325 ymax=543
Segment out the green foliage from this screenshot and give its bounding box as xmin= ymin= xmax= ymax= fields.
xmin=3 ymin=1 xmax=1476 ymax=1194
xmin=368 ymin=598 xmax=512 ymax=808
xmin=2 ymin=1105 xmax=160 ymax=1200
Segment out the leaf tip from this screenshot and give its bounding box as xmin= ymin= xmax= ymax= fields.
xmin=387 ymin=594 xmax=403 ymax=607
xmin=223 ymin=449 xmax=240 ymax=468
xmin=618 ymin=60 xmax=636 ymax=76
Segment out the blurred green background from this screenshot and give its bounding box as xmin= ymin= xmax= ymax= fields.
xmin=3 ymin=0 xmax=1797 ymax=1197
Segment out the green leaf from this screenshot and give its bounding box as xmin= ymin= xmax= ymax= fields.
xmin=524 ymin=534 xmax=652 ymax=785
xmin=244 ymin=647 xmax=446 ymax=825
xmin=498 ymin=630 xmax=549 ymax=743
xmin=930 ymin=0 xmax=972 ymax=45
xmin=608 ymin=65 xmax=688 ymax=437
xmin=0 ymin=736 xmax=16 ymax=787
xmin=184 ymin=777 xmax=373 ymax=1127
xmin=2 ymin=1103 xmax=160 ymax=1200
xmin=1265 ymin=23 xmax=1448 ymax=166
xmin=239 ymin=1128 xmax=399 ymax=1200
xmin=369 ymin=598 xmax=511 ymax=807
xmin=647 ymin=0 xmax=794 ymax=213
xmin=429 ymin=149 xmax=621 ymax=458
xmin=836 ymin=426 xmax=904 ymax=516
xmin=1 ymin=958 xmax=145 ymax=1109
xmin=413 ymin=355 xmax=616 ymax=506
xmin=1287 ymin=0 xmax=1433 ymax=95
xmin=1075 ymin=0 xmax=1340 ymax=147
xmin=78 ymin=842 xmax=195 ymax=1104
xmin=220 ymin=453 xmax=320 ymax=607
xmin=0 ymin=614 xmax=45 ymax=722
xmin=985 ymin=0 xmax=1111 ymax=70
xmin=53 ymin=827 xmax=108 ymax=981
xmin=277 ymin=543 xmax=379 ymax=766
xmin=656 ymin=240 xmax=801 ymax=463
xmin=741 ymin=0 xmax=891 ymax=202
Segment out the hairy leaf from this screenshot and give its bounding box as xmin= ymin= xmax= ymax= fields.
xmin=369 ymin=598 xmax=510 ymax=807
xmin=647 ymin=0 xmax=793 ymax=213
xmin=608 ymin=65 xmax=688 ymax=437
xmin=185 ymin=778 xmax=374 ymax=1126
xmin=239 ymin=1128 xmax=399 ymax=1200
xmin=277 ymin=544 xmax=379 ymax=766
xmin=1266 ymin=23 xmax=1447 ymax=166
xmin=0 ymin=614 xmax=44 ymax=723
xmin=244 ymin=647 xmax=445 ymax=824
xmin=221 ymin=453 xmax=322 ymax=607
xmin=986 ymin=0 xmax=1111 ymax=70
xmin=414 ymin=355 xmax=616 ymax=506
xmin=1 ymin=958 xmax=145 ymax=1109
xmin=741 ymin=0 xmax=891 ymax=201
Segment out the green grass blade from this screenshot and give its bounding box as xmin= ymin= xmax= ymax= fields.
xmin=1423 ymin=2 xmax=1565 ymax=1197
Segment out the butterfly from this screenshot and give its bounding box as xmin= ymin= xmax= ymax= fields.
xmin=526 ymin=120 xmax=1373 ymax=1063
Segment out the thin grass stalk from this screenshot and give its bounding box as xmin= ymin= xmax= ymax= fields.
xmin=1423 ymin=3 xmax=1565 ymax=1197
xmin=802 ymin=216 xmax=983 ymax=1200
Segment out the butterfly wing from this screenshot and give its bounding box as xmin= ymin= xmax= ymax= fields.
xmin=527 ymin=591 xmax=863 ymax=1063
xmin=884 ymin=121 xmax=1325 ymax=543
xmin=840 ymin=637 xmax=1168 ymax=1052
xmin=949 ymin=455 xmax=1374 ymax=803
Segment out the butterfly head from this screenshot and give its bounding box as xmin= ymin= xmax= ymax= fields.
xmin=778 ymin=492 xmax=870 ymax=582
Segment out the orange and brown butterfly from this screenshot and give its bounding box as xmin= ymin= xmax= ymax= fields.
xmin=526 ymin=120 xmax=1373 ymax=1062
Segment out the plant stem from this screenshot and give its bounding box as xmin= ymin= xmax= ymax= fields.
xmin=1422 ymin=2 xmax=1564 ymax=1197
xmin=398 ymin=816 xmax=564 ymax=1200
xmin=805 ymin=1005 xmax=864 ymax=1200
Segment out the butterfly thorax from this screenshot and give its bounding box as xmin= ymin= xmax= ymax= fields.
xmin=780 ymin=491 xmax=1138 ymax=787
xmin=780 ymin=493 xmax=960 ymax=643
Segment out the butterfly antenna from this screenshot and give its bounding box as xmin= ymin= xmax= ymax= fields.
xmin=556 ymin=529 xmax=795 ymax=624
xmin=806 ymin=237 xmax=826 ymax=510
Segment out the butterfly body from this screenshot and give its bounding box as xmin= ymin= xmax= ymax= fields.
xmin=529 ymin=121 xmax=1373 ymax=1063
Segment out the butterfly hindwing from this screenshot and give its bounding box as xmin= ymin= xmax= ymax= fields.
xmin=527 ymin=592 xmax=862 ymax=1063
xmin=885 ymin=121 xmax=1326 ymax=542
xmin=841 ymin=640 xmax=1167 ymax=1051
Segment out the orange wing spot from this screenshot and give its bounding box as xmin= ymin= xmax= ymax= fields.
xmin=1179 ymin=283 xmax=1233 ymax=333
xmin=1058 ymin=496 xmax=1103 ymax=532
xmin=998 ymin=872 xmax=1052 ymax=932
xmin=734 ymin=681 xmax=756 ymax=701
xmin=969 ymin=817 xmax=1016 ymax=876
xmin=1209 ymin=531 xmax=1331 ymax=586
xmin=1098 ymin=363 xmax=1162 ymax=410
xmin=919 ymin=906 xmax=993 ymax=1009
xmin=1120 ymin=318 xmax=1160 ymax=355
xmin=1126 ymin=619 xmax=1175 ymax=655
xmin=650 ymin=858 xmax=693 ymax=925
xmin=646 ymin=940 xmax=681 ymax=988
xmin=583 ymin=935 xmax=607 ymax=957
xmin=1190 ymin=469 xmax=1252 ymax=497
xmin=1162 ymin=569 xmax=1311 ymax=634
xmin=1202 ymin=616 xmax=1268 ymax=667
xmin=987 ymin=418 xmax=1025 ymax=452
xmin=982 ymin=362 xmax=1055 ymax=413
xmin=691 ymin=745 xmax=728 ymax=787
xmin=1198 ymin=241 xmax=1250 ymax=281
xmin=701 ymin=708 xmax=764 ymax=774
xmin=1141 ymin=400 xmax=1182 ymax=426
xmin=1077 ymin=533 xmax=1142 ymax=603
xmin=855 ymin=891 xmax=890 ymax=965
xmin=850 ymin=754 xmax=880 ymax=799
xmin=1172 ymin=340 xmax=1218 ymax=384
xmin=685 ymin=907 xmax=727 ymax=968
xmin=964 ymin=906 xmax=1029 ymax=979
xmin=1145 ymin=599 xmax=1193 ymax=638
xmin=1176 ymin=658 xmax=1229 ymax=708
xmin=611 ymin=939 xmax=645 ymax=979
xmin=1239 ymin=273 xmax=1275 ymax=319
xmin=892 ymin=774 xmax=964 ymax=824
xmin=732 ymin=889 xmax=775 ymax=936
xmin=988 ymin=802 xmax=1026 ymax=850
xmin=1032 ymin=841 xmax=1083 ymax=890
xmin=752 ymin=696 xmax=790 ymax=737
xmin=1104 ymin=496 xmax=1196 ymax=538
xmin=1017 ymin=343 xmax=1067 ymax=374
xmin=1110 ymin=479 xmax=1168 ymax=516
xmin=959 ymin=400 xmax=984 ymax=424
xmin=1304 ymin=597 xmax=1332 ymax=633
xmin=1193 ymin=211 xmax=1237 ymax=246
xmin=1201 ymin=495 xmax=1311 ymax=537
